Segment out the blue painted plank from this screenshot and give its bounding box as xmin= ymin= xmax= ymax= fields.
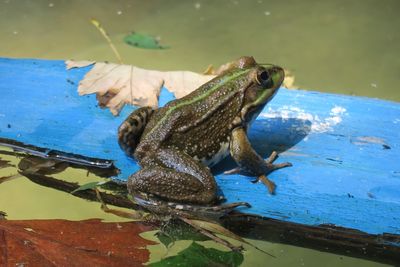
xmin=0 ymin=58 xmax=399 ymax=238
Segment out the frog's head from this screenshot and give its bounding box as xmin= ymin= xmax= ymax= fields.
xmin=239 ymin=63 xmax=285 ymax=125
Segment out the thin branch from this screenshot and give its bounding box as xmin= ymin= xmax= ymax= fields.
xmin=90 ymin=18 xmax=123 ymax=64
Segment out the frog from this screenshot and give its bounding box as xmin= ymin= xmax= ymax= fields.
xmin=118 ymin=56 xmax=291 ymax=207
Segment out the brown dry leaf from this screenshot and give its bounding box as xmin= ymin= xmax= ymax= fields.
xmin=0 ymin=219 xmax=156 ymax=267
xmin=283 ymin=69 xmax=297 ymax=89
xmin=66 ymin=60 xmax=215 ymax=116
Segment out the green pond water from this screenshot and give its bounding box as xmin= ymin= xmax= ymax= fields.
xmin=0 ymin=0 xmax=399 ymax=266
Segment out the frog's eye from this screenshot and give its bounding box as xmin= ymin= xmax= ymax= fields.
xmin=256 ymin=71 xmax=270 ymax=85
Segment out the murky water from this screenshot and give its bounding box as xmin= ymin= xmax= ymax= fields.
xmin=0 ymin=0 xmax=398 ymax=266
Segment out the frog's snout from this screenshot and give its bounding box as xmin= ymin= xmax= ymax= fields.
xmin=270 ymin=65 xmax=285 ymax=87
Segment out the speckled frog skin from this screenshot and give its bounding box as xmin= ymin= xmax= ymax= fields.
xmin=118 ymin=56 xmax=290 ymax=205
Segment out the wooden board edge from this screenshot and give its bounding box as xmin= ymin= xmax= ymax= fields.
xmin=221 ymin=213 xmax=400 ymax=265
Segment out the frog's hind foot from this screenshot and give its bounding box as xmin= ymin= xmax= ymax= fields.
xmin=170 ymin=201 xmax=251 ymax=220
xmin=133 ymin=195 xmax=250 ymax=221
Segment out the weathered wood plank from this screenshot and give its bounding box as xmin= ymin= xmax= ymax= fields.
xmin=0 ymin=58 xmax=399 ymax=254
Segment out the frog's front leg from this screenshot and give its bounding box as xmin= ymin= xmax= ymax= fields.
xmin=229 ymin=127 xmax=292 ymax=194
xmin=128 ymin=148 xmax=218 ymax=205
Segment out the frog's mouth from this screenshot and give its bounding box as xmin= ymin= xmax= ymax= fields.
xmin=270 ymin=65 xmax=285 ymax=88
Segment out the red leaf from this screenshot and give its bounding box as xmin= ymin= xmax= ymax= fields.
xmin=0 ymin=219 xmax=156 ymax=267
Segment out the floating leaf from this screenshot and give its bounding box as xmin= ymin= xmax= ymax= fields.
xmin=124 ymin=32 xmax=169 ymax=49
xmin=150 ymin=241 xmax=243 ymax=267
xmin=0 ymin=219 xmax=155 ymax=266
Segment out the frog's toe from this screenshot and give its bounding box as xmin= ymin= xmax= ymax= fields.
xmin=265 ymin=151 xmax=292 ymax=169
xmin=258 ymin=174 xmax=276 ymax=195
xmin=223 ymin=167 xmax=241 ymax=175
xmin=267 ymin=161 xmax=292 ymax=172
xmin=266 ymin=151 xmax=279 ymax=163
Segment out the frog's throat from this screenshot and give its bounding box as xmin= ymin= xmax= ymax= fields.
xmin=147 ymin=68 xmax=252 ymax=137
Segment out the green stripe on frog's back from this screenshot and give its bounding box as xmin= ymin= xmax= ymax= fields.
xmin=147 ymin=68 xmax=252 ymax=137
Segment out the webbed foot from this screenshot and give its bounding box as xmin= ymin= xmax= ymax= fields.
xmin=224 ymin=151 xmax=292 ymax=194
xmin=265 ymin=151 xmax=292 ymax=170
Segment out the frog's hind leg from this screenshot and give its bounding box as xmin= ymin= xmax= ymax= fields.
xmin=128 ymin=148 xmax=218 ymax=205
xmin=118 ymin=106 xmax=155 ymax=157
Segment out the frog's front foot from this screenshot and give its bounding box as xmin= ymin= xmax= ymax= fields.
xmin=225 ymin=151 xmax=292 ymax=175
xmin=224 ymin=150 xmax=292 ymax=195
xmin=264 ymin=151 xmax=292 ymax=171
